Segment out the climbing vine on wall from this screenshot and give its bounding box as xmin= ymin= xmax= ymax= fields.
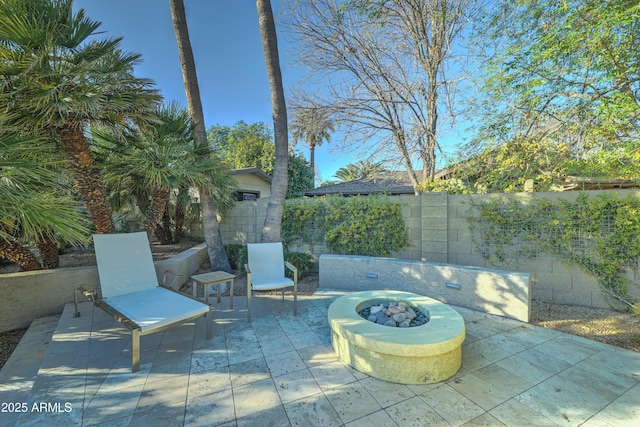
xmin=470 ymin=192 xmax=640 ymax=312
xmin=282 ymin=196 xmax=410 ymax=257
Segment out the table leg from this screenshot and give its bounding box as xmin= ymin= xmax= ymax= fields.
xmin=229 ymin=279 xmax=234 ymax=309
xmin=217 ymin=283 xmax=221 ymax=304
xmin=192 ymin=280 xmax=197 ymax=298
xmin=204 ymin=284 xmax=210 ymax=305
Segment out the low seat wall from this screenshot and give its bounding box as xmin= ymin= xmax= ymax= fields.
xmin=0 ymin=243 xmax=208 ymax=332
xmin=319 ymin=254 xmax=530 ymax=322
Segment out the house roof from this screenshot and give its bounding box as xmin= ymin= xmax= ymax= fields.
xmin=228 ymin=167 xmax=272 ymax=183
xmin=555 ymin=176 xmax=640 ymax=191
xmin=304 ymin=171 xmax=418 ymax=197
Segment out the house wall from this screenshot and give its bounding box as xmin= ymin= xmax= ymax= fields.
xmin=232 ymin=174 xmax=271 ymax=198
xmin=215 ymin=189 xmax=640 ymax=310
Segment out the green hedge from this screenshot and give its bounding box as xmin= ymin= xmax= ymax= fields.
xmin=282 ymin=195 xmax=410 ymax=257
xmin=224 ymin=243 xmax=313 ymax=279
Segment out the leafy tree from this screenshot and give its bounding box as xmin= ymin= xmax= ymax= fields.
xmin=473 ymin=0 xmax=640 ymax=177
xmin=318 ymin=179 xmax=340 ymax=188
xmin=208 ymin=122 xmax=313 ymax=198
xmin=290 ymin=107 xmax=334 ymax=185
xmin=170 ymin=0 xmax=231 ymax=272
xmin=334 ymin=160 xmax=388 ymax=182
xmin=287 ymin=151 xmax=314 ymax=198
xmin=256 ymin=0 xmax=289 ymax=243
xmin=446 ymin=137 xmax=577 ymax=193
xmin=0 ymin=0 xmax=161 ymax=233
xmin=92 ymin=102 xmax=236 ymax=242
xmin=209 ymin=121 xmax=275 ymax=173
xmin=0 ymin=131 xmax=89 ymax=270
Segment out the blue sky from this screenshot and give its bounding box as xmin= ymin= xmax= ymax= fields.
xmin=75 ymin=0 xmax=356 ymax=182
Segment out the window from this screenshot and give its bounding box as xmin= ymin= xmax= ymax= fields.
xmin=234 ymin=190 xmax=260 ymax=201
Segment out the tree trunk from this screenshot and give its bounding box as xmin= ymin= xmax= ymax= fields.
xmin=0 ymin=236 xmax=41 ymax=271
xmin=257 ymin=0 xmax=289 ymax=243
xmin=394 ymin=129 xmax=421 ymax=194
xmin=55 ymin=126 xmax=116 ymax=234
xmin=161 ymin=204 xmax=174 ymax=244
xmin=154 ymin=224 xmax=169 ymax=245
xmin=173 ymin=185 xmax=188 ymax=243
xmin=424 ymin=66 xmax=439 ymax=181
xmin=169 ymin=0 xmax=231 ymax=272
xmin=36 ymin=232 xmax=59 ymax=269
xmin=309 ymin=143 xmax=316 ymax=187
xmin=143 ymin=187 xmax=170 ymax=241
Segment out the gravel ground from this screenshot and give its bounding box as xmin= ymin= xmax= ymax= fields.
xmin=530 ymin=300 xmax=639 ymax=352
xmin=1 ymin=241 xmax=638 ymax=370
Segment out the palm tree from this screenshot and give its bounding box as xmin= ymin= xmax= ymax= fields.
xmin=334 ymin=160 xmax=388 ymax=182
xmin=92 ymin=103 xmax=236 ymax=242
xmin=290 ymin=108 xmax=334 ymax=185
xmin=0 ymin=0 xmax=161 ymax=234
xmin=0 ymin=130 xmax=89 ymax=271
xmin=256 ymin=0 xmax=289 ymax=243
xmin=169 ymin=0 xmax=232 ymax=272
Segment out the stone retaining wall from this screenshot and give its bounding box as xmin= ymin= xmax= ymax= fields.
xmin=319 ymin=254 xmax=531 ymax=322
xmin=0 ymin=243 xmax=208 ymax=333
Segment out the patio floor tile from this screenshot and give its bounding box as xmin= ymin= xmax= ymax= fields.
xmin=232 ymin=378 xmax=281 ymax=419
xmin=419 ymin=383 xmax=485 ymax=426
xmin=283 ymin=394 xmax=342 ymax=427
xmin=2 ymin=288 xmax=639 ymax=427
xmin=273 ymin=369 xmax=323 ymax=404
xmin=357 ymin=376 xmax=415 ymax=408
xmin=448 ymin=373 xmax=511 ymax=411
xmin=323 ymin=382 xmax=381 ymax=424
xmin=308 ymin=360 xmax=358 ymax=392
xmin=184 ymin=387 xmax=235 ymax=427
xmin=489 ymin=398 xmax=559 ymax=427
xmin=384 ymin=395 xmax=449 ymax=426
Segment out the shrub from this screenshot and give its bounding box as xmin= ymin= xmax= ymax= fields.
xmin=284 ymin=250 xmax=314 ymax=279
xmin=224 ymin=243 xmax=247 ymax=270
xmin=471 ymin=192 xmax=640 ymax=311
xmin=224 ymin=243 xmax=313 ymax=279
xmin=322 ymin=196 xmax=409 ymax=256
xmin=282 ymin=195 xmax=410 ymax=257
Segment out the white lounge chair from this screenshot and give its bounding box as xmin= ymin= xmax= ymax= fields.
xmin=77 ymin=232 xmax=211 ymax=372
xmin=245 ymin=242 xmax=298 ymax=322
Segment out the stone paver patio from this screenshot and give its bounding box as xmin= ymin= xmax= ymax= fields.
xmin=1 ymin=289 xmax=639 ymax=426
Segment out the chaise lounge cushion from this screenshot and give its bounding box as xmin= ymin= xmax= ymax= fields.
xmin=104 ymin=287 xmax=209 ymax=333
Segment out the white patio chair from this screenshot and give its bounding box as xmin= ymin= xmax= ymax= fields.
xmin=77 ymin=232 xmax=211 ymax=372
xmin=245 ymin=242 xmax=298 ymax=322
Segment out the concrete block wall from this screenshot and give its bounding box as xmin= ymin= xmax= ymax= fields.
xmin=447 ymin=189 xmax=640 ymax=310
xmin=220 ymin=199 xmax=267 ymax=244
xmin=0 ymin=243 xmax=209 ymax=333
xmin=216 ymin=189 xmax=640 ymax=311
xmin=421 ymin=193 xmax=448 ymax=263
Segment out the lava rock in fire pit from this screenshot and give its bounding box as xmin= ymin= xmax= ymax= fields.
xmin=358 ymin=301 xmax=430 ymax=327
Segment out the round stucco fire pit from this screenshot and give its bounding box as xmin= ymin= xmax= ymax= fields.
xmin=328 ymin=290 xmax=465 ymax=384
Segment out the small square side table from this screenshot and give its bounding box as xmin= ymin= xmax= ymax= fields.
xmin=191 ymin=271 xmax=235 ymax=308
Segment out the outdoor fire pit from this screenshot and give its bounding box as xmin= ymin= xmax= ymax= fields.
xmin=328 ymin=290 xmax=465 ymax=384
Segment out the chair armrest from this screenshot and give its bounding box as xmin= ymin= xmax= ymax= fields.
xmin=285 ymin=262 xmax=298 ymax=282
xmin=74 ymin=286 xmax=99 ymax=317
xmin=245 ymin=263 xmax=251 ymax=274
xmin=77 ymin=286 xmax=100 ymax=303
xmin=162 ymin=270 xmax=183 ymax=289
xmin=284 ymin=262 xmax=297 ymax=274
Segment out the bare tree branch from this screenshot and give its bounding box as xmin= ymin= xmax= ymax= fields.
xmin=282 ymin=0 xmax=483 ymax=189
